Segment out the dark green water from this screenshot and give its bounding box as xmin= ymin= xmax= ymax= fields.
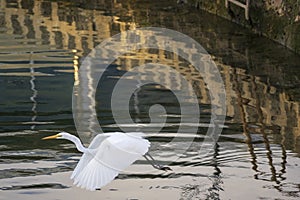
xmin=0 ymin=0 xmax=299 ymax=199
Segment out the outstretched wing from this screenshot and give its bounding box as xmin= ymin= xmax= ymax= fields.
xmin=70 ymin=134 xmax=109 ymax=182
xmin=71 ymin=132 xmax=150 ymax=191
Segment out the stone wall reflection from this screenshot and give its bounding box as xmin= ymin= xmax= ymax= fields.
xmin=1 ymin=0 xmax=299 ymax=153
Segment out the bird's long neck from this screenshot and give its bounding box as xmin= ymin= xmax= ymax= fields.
xmin=66 ymin=135 xmax=87 ymax=153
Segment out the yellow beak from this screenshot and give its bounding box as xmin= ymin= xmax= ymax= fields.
xmin=42 ymin=134 xmax=60 ymax=140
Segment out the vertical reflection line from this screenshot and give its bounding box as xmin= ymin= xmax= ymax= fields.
xmin=73 ymin=51 xmax=79 ymax=86
xmin=280 ymin=126 xmax=287 ymax=175
xmin=251 ymin=76 xmax=279 ymax=183
xmin=29 ymin=51 xmax=37 ymax=130
xmin=133 ymin=73 xmax=142 ymax=131
xmin=86 ymin=57 xmax=97 ymax=136
xmin=278 ymin=93 xmax=288 ymax=177
xmin=207 ymin=143 xmax=222 ymax=199
xmin=232 ymin=68 xmax=258 ymax=173
xmin=133 ymin=34 xmax=143 ymax=132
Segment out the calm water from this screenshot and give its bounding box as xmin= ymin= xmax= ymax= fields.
xmin=0 ymin=0 xmax=300 ymax=199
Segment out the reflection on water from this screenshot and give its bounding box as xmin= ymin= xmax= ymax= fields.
xmin=0 ymin=0 xmax=299 ymax=199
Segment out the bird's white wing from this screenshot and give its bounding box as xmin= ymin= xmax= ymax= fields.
xmin=71 ymin=132 xmax=150 ymax=191
xmin=71 ymin=149 xmax=119 ymax=191
xmin=70 ymin=134 xmax=109 ymax=181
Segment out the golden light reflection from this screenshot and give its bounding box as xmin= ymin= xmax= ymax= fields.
xmin=1 ymin=0 xmax=299 ymax=143
xmin=73 ymin=54 xmax=79 ymax=86
xmin=0 ymin=0 xmax=299 ymax=189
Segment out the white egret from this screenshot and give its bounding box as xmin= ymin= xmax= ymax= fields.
xmin=42 ymin=131 xmax=171 ymax=191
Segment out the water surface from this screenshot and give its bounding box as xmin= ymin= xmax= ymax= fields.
xmin=0 ymin=0 xmax=300 ymax=199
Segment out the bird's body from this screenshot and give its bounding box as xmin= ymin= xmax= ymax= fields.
xmin=42 ymin=132 xmax=161 ymax=191
xmin=71 ymin=132 xmax=149 ymax=191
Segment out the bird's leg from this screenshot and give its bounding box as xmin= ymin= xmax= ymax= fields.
xmin=143 ymin=152 xmax=172 ymax=171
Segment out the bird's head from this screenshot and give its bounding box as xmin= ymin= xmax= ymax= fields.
xmin=42 ymin=132 xmax=85 ymax=153
xmin=42 ymin=132 xmax=70 ymax=140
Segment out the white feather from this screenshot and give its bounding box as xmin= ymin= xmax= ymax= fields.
xmin=70 ymin=132 xmax=150 ymax=191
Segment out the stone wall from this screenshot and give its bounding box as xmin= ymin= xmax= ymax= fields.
xmin=191 ymin=0 xmax=300 ymax=54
